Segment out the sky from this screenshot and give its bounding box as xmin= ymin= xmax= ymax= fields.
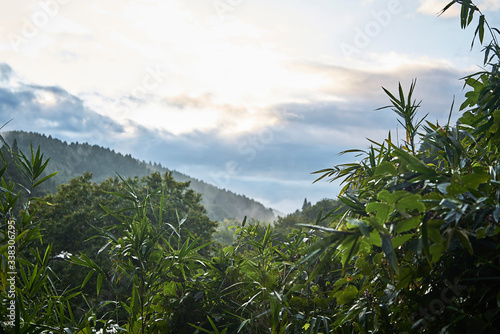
xmin=1 ymin=0 xmax=499 ymax=215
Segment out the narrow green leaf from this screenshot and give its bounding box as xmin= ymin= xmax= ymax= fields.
xmin=81 ymin=271 xmax=94 ymax=289
xmin=341 ymin=235 xmax=359 ymax=272
xmin=32 ymin=171 xmax=58 ymax=189
xmin=96 ymin=274 xmax=103 ymax=296
xmin=456 ymin=228 xmax=473 ymax=255
xmin=297 ymin=224 xmax=355 ymax=235
xmin=381 ymin=233 xmax=398 ymax=272
xmin=237 ymin=319 xmax=251 ymax=333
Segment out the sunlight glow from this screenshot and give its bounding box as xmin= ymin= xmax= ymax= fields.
xmin=35 ymin=91 xmax=58 ymax=106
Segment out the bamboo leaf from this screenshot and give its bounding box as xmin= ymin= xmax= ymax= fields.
xmin=96 ymin=274 xmax=103 ymax=296
xmin=392 ymin=146 xmax=434 ymax=174
xmin=456 ymin=228 xmax=474 ymax=255
xmin=381 ymin=233 xmax=398 ymax=272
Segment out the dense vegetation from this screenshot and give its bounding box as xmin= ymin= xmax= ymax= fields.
xmin=273 ymin=198 xmax=344 ymax=236
xmin=2 ymin=131 xmax=275 ymax=222
xmin=1 ymin=1 xmax=500 ymax=332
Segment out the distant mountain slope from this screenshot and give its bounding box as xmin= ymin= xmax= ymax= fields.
xmin=1 ymin=130 xmax=276 ymax=222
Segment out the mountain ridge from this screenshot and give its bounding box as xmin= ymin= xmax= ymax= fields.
xmin=1 ymin=130 xmax=276 ymax=222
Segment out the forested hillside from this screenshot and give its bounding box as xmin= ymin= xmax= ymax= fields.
xmin=2 ymin=130 xmax=275 ymax=222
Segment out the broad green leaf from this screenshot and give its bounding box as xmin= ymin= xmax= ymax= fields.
xmin=366 ymin=201 xmax=391 ymax=224
xmin=397 ymin=267 xmax=414 ymax=289
xmin=429 ymin=243 xmax=444 ymax=262
xmin=346 ymin=218 xmax=370 ymax=238
xmin=461 ymin=172 xmax=490 ymax=190
xmin=374 ymin=161 xmax=398 ymax=176
xmin=358 ymin=238 xmax=372 ymax=254
xmin=333 ymin=277 xmax=349 ymax=288
xmin=392 ymin=146 xmax=434 ymax=174
xmin=395 ymin=216 xmax=420 ymax=233
xmin=447 ymin=181 xmax=467 ymax=196
xmin=427 ymin=220 xmax=444 ymax=243
xmin=335 ymin=285 xmax=359 ymax=305
xmin=355 ymin=256 xmax=371 ymax=275
xmin=392 ymin=234 xmax=413 ymax=249
xmin=367 ymin=230 xmax=382 ymax=247
xmin=378 ymin=189 xmax=409 ymax=205
xmin=395 ymin=194 xmax=425 ymax=215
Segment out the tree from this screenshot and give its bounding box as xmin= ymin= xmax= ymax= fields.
xmin=273 ymin=214 xmax=307 ymax=235
xmin=274 ymin=198 xmax=343 ymax=235
xmin=31 ymin=170 xmax=218 ymax=317
xmin=302 ymin=198 xmax=311 ymax=211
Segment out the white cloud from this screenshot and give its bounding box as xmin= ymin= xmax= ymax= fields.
xmin=44 ymin=16 xmax=90 ymax=34
xmin=417 ymin=0 xmax=500 ymax=17
xmin=0 ymin=0 xmax=478 ymax=139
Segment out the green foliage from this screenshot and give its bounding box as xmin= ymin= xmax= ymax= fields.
xmin=306 ymin=3 xmax=500 ymax=330
xmin=0 ymin=138 xmax=89 ymax=333
xmin=70 ymin=181 xmax=214 ymax=333
xmin=274 ymin=198 xmax=344 ymax=235
xmin=30 ymin=170 xmax=217 ymax=319
xmin=377 ymin=79 xmax=427 ymax=154
xmin=184 ymin=219 xmax=340 ymax=333
xmin=212 ymin=218 xmax=240 ymax=246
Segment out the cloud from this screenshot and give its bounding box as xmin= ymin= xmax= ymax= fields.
xmin=417 ymin=0 xmax=500 ymax=17
xmin=285 ymin=53 xmax=468 ymax=130
xmin=0 ymin=70 xmax=125 ymax=144
xmin=0 ymin=64 xmax=13 ymax=82
xmin=77 ymin=50 xmax=470 ymax=143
